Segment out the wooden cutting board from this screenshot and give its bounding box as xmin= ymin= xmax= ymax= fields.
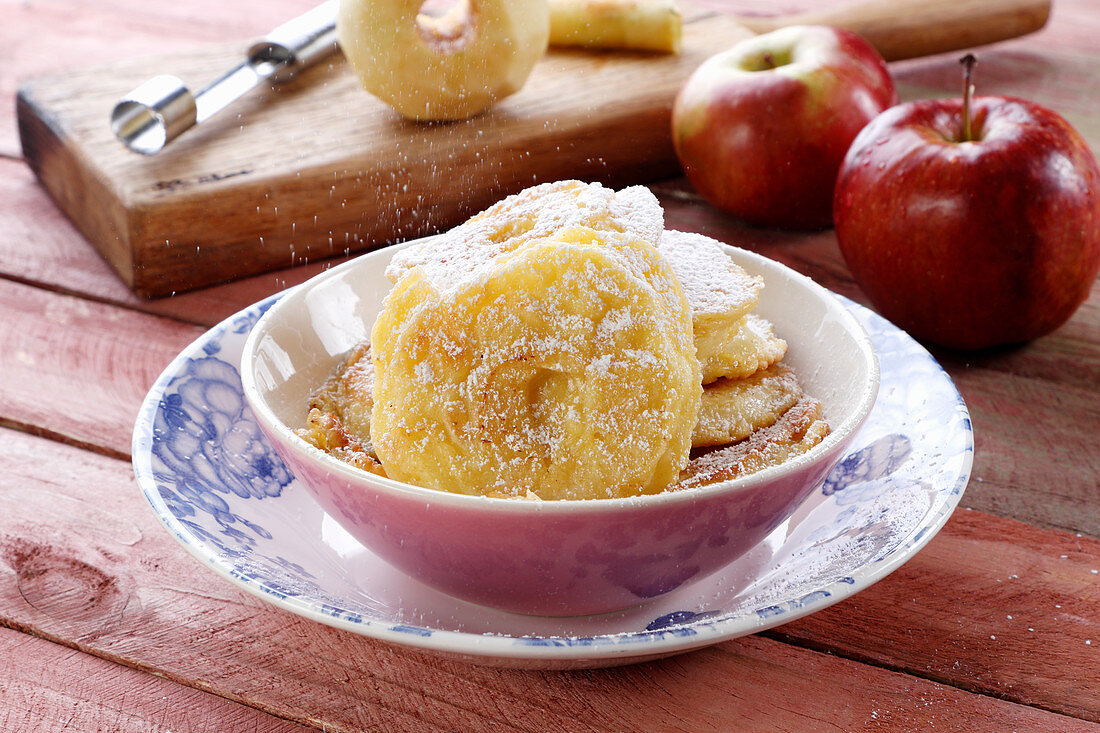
xmin=17 ymin=0 xmax=1049 ymax=297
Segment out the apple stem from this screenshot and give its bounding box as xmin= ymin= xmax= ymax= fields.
xmin=762 ymin=52 xmax=775 ymax=69
xmin=960 ymin=54 xmax=977 ymax=142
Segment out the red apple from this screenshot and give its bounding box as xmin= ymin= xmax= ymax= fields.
xmin=834 ymin=63 xmax=1100 ymax=350
xmin=671 ymin=25 xmax=897 ymax=229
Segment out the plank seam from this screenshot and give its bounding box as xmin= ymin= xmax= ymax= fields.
xmin=0 ymin=418 xmax=129 ymax=462
xmin=0 ymin=271 xmax=216 ymax=329
xmin=759 ymin=628 xmax=1100 ymax=725
xmin=0 ymin=623 xmax=315 ymax=732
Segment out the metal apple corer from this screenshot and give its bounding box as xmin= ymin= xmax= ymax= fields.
xmin=110 ymin=1 xmax=339 ymax=155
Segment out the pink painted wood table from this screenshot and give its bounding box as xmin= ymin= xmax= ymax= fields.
xmin=1 ymin=0 xmax=1097 ymax=730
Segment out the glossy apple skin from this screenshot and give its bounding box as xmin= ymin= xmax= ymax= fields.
xmin=672 ymin=25 xmax=896 ymax=229
xmin=834 ymin=96 xmax=1100 ymax=350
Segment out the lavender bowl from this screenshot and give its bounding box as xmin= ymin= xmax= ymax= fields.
xmin=240 ymin=241 xmax=878 ymax=616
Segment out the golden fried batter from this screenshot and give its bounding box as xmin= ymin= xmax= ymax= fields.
xmin=306 ymin=342 xmax=375 ymax=441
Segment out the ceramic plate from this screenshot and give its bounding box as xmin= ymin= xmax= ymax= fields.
xmin=133 ymin=264 xmax=972 ymax=669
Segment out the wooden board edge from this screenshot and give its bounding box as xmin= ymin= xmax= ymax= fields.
xmin=17 ymin=82 xmax=135 ymax=291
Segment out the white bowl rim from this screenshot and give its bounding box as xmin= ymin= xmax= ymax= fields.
xmin=241 ymin=240 xmax=880 ymax=514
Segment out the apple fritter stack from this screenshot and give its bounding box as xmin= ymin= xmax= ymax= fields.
xmin=297 ymin=181 xmax=829 ymax=497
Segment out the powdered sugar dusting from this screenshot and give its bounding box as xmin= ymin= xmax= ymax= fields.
xmin=385 ymin=180 xmax=665 ymax=290
xmin=658 ymin=230 xmax=762 ymax=320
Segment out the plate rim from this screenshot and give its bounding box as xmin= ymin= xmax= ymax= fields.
xmin=132 ymin=247 xmax=973 ymax=665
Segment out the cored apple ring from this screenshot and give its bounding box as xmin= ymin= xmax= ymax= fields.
xmin=337 ymin=0 xmax=550 ymax=120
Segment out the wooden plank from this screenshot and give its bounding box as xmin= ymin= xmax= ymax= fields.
xmin=0 ymin=157 xmax=865 ymax=326
xmin=934 ymin=343 xmax=1100 ymax=537
xmin=668 ymin=636 xmax=1097 ymax=732
xmin=1 ymin=426 xmax=1097 ymax=730
xmin=0 ymin=277 xmax=204 ymax=457
xmin=0 ymin=627 xmax=311 ymax=733
xmin=770 ymin=508 xmax=1100 ymax=723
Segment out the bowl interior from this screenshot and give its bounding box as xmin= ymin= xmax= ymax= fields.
xmin=243 ymin=240 xmax=877 ymax=499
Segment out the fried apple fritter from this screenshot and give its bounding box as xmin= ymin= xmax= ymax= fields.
xmin=700 ymin=313 xmax=788 ymax=383
xmin=694 ymin=363 xmax=803 ymax=448
xmin=677 ymin=397 xmax=831 ymax=489
xmin=371 ymin=233 xmax=701 ymax=500
xmin=658 ymin=230 xmax=774 ymax=384
xmin=384 ymin=180 xmax=665 ymax=288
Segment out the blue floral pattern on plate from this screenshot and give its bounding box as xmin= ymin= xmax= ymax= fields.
xmin=132 ymin=293 xmax=972 ymax=668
